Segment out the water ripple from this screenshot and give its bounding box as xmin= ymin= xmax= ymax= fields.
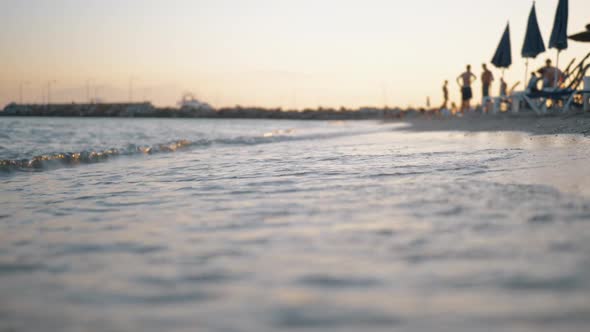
xmin=273 ymin=306 xmax=402 ymax=328
xmin=52 ymin=242 xmax=166 ymax=256
xmin=296 ymin=275 xmax=381 ymax=288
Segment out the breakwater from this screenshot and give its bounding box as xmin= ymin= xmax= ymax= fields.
xmin=1 ymin=103 xmax=413 ymax=120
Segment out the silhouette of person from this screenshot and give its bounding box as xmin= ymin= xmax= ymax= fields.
xmin=499 ymin=77 xmax=508 ymax=97
xmin=537 ymin=59 xmax=564 ymax=89
xmin=457 ymin=65 xmax=476 ymax=112
xmin=481 ymin=64 xmax=495 ymax=99
xmin=441 ymin=80 xmax=449 ymax=109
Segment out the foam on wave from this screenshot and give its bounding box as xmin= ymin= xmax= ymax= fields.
xmin=0 ymin=127 xmax=388 ymax=172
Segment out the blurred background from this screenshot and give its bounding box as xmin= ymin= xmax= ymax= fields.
xmin=1 ymin=0 xmax=589 ymax=109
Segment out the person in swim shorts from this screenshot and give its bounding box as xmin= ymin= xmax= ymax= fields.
xmin=457 ymin=65 xmax=477 ymax=112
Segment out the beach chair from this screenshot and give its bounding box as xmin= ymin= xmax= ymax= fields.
xmin=566 ymin=89 xmax=590 ymax=111
xmin=518 ymin=53 xmax=590 ymax=114
xmin=490 ymin=82 xmax=520 ymax=114
xmin=521 ymin=89 xmax=575 ymax=114
xmin=563 ymin=52 xmax=590 ymax=90
xmin=521 ymin=87 xmax=590 ymax=113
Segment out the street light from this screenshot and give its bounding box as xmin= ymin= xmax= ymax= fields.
xmin=142 ymin=87 xmax=151 ymax=102
xmin=129 ymin=76 xmax=141 ymax=103
xmin=86 ymin=79 xmax=94 ymax=103
xmin=94 ymin=85 xmax=102 ymax=104
xmin=47 ymin=80 xmax=57 ymax=105
xmin=19 ymin=81 xmax=30 ymax=104
xmin=129 ymin=77 xmax=135 ymax=103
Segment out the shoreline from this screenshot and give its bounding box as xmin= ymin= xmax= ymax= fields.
xmin=397 ymin=112 xmax=590 ymax=136
xmin=2 ymin=102 xmax=590 ymax=136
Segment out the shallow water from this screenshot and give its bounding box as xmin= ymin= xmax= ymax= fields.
xmin=1 ymin=117 xmax=590 ymax=332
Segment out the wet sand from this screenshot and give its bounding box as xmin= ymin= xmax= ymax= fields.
xmin=2 ymin=118 xmax=590 ymax=332
xmin=399 ymin=111 xmax=590 ymax=136
xmin=397 ymin=112 xmax=590 ymax=198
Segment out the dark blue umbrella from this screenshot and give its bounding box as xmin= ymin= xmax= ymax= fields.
xmin=549 ymin=0 xmax=568 ymax=50
xmin=522 ymin=2 xmax=545 ymax=86
xmin=569 ymin=24 xmax=590 ymax=43
xmin=549 ymin=0 xmax=568 ymax=87
xmin=492 ymin=23 xmax=512 ymax=76
xmin=522 ymin=2 xmax=545 ymax=58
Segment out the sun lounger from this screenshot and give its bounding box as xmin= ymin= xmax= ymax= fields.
xmin=513 ymin=53 xmax=590 ymax=114
xmin=520 ymin=88 xmax=590 ymax=114
xmin=488 ymin=83 xmax=521 ymax=114
xmin=569 ymin=89 xmax=590 ymax=112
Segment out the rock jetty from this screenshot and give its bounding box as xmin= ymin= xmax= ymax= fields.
xmin=1 ymin=102 xmax=418 ymax=120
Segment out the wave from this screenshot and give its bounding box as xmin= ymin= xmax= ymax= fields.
xmin=0 ymin=139 xmax=195 ymax=172
xmin=0 ymin=127 xmax=386 ymax=172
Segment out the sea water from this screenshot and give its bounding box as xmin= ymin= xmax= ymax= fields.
xmin=1 ymin=117 xmax=590 ymax=332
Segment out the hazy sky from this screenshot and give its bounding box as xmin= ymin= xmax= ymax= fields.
xmin=1 ymin=0 xmax=589 ymax=109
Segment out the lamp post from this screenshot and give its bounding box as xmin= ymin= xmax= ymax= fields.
xmin=19 ymin=81 xmax=30 ymax=104
xmin=47 ymin=80 xmax=57 ymax=105
xmin=95 ymin=85 xmax=101 ymax=104
xmin=129 ymin=77 xmax=138 ymax=103
xmin=86 ymin=79 xmax=94 ymax=103
xmin=142 ymin=87 xmax=151 ymax=102
xmin=381 ymin=82 xmax=389 ymax=108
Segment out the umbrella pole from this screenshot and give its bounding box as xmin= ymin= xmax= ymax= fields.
xmin=555 ymin=50 xmax=560 ymax=88
xmin=502 ymin=69 xmax=505 ymax=97
xmin=525 ymin=59 xmax=529 ymax=89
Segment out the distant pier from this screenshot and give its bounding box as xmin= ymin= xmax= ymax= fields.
xmin=1 ymin=102 xmax=408 ymax=120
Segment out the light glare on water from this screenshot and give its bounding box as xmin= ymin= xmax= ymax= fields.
xmin=1 ymin=117 xmax=590 ymax=332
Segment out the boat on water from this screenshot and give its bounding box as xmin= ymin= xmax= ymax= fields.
xmin=177 ymin=93 xmax=213 ymax=111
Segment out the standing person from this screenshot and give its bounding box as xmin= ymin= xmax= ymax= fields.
xmin=441 ymin=80 xmax=449 ymax=109
xmin=499 ymin=77 xmax=508 ymax=97
xmin=481 ymin=64 xmax=495 ymax=97
xmin=457 ymin=65 xmax=477 ymax=112
xmin=481 ymin=63 xmax=494 ymax=112
xmin=537 ymin=59 xmax=564 ymax=89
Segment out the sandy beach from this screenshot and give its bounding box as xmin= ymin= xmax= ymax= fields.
xmin=400 ymin=111 xmax=590 ymax=136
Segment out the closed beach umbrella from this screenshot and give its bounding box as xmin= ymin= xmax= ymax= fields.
xmin=522 ymin=2 xmax=545 ymax=84
xmin=569 ymin=24 xmax=590 ymax=42
xmin=549 ymin=0 xmax=568 ymax=50
xmin=548 ymin=0 xmax=568 ymax=86
xmin=492 ymin=23 xmax=512 ymax=77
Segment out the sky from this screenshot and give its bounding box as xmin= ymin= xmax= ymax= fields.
xmin=0 ymin=0 xmax=589 ymax=109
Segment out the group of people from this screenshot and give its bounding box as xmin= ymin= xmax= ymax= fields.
xmin=440 ymin=59 xmax=565 ymax=113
